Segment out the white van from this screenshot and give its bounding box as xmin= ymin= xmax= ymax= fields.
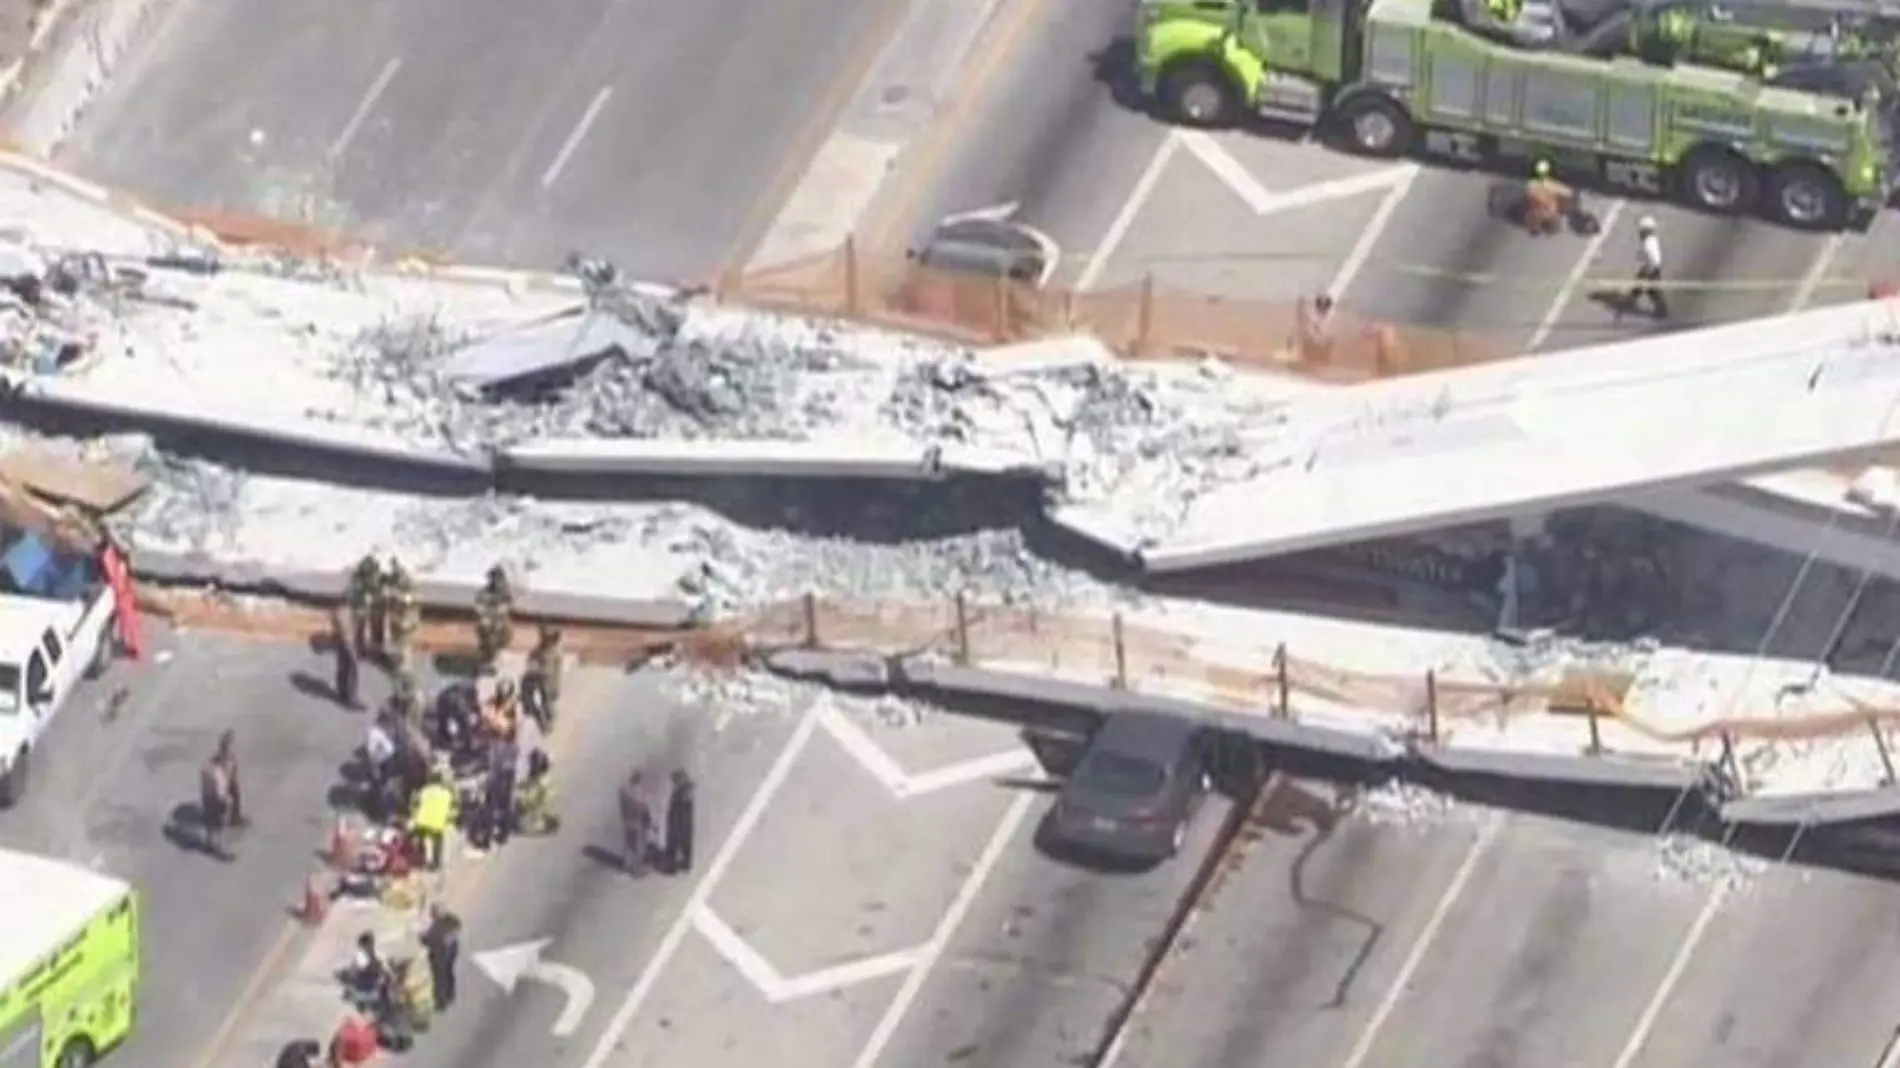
xmin=0 ymin=589 xmax=117 ymax=808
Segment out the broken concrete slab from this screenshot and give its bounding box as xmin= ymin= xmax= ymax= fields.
xmin=1720 ymin=786 xmax=1900 ymax=826
xmin=757 ymin=647 xmax=894 ymax=690
xmin=1412 ymin=743 xmax=1708 ymax=792
xmin=440 ymin=307 xmax=639 ymax=395
xmin=495 ymin=438 xmax=939 ymax=480
xmin=0 ymin=443 xmax=149 ymax=513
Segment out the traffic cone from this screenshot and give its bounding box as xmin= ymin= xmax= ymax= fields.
xmin=325 ymin=815 xmax=355 ymax=871
xmin=294 ymin=872 xmax=330 ymax=925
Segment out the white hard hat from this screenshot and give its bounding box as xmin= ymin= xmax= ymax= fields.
xmin=1638 ymin=215 xmax=1658 ymax=231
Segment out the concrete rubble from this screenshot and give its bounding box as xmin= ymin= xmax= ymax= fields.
xmin=7 ymin=155 xmax=1900 ymax=823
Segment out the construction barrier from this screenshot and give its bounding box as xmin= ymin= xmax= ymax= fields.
xmin=738 ymin=592 xmax=1900 ymax=764
xmin=716 ymin=241 xmax=1516 ymax=381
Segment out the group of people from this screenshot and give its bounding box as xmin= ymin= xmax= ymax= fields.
xmin=276 ymin=905 xmax=463 ymax=1068
xmin=618 ymin=768 xmax=697 ymax=877
xmin=1522 ymin=159 xmax=1669 ymax=319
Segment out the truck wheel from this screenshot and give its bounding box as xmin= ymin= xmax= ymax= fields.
xmin=1768 ymin=162 xmax=1847 ymax=230
xmin=55 ymin=1038 xmax=95 ymax=1068
xmin=1158 ymin=60 xmax=1237 ymax=128
xmin=1679 ymin=147 xmax=1758 ymax=215
xmin=0 ymin=747 xmax=27 ymax=809
xmin=1332 ymin=94 xmax=1413 ymax=157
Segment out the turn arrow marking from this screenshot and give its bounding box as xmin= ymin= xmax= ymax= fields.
xmin=474 ymin=938 xmax=597 ymax=1037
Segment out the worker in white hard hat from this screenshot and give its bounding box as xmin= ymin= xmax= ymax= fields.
xmin=1624 ymin=215 xmax=1668 ymax=320
xmin=1523 ymin=159 xmax=1571 ymax=236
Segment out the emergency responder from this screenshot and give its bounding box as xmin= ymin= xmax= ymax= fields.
xmin=408 ymin=770 xmax=457 ymax=872
xmin=393 ymin=957 xmax=435 ymax=1035
xmin=347 ymin=555 xmax=384 ymax=657
xmin=1625 ymin=215 xmax=1669 ymax=319
xmin=618 ymin=770 xmax=653 ymax=876
xmin=516 ymin=749 xmax=559 ymax=835
xmin=364 ymin=709 xmax=400 ymax=823
xmin=390 ymin=667 xmax=424 ymax=728
xmin=523 ymin=626 xmax=564 ymax=731
xmin=435 ymin=682 xmax=478 ymax=764
xmin=1524 ymin=159 xmax=1572 ymax=236
xmin=382 ymin=558 xmax=420 ymax=671
xmin=482 ymin=677 xmax=521 ymax=742
xmin=663 ymin=769 xmax=696 ymax=875
xmin=473 ymin=565 xmax=515 ymax=673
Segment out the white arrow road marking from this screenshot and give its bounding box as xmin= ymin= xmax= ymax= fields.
xmin=816 ymin=695 xmax=1035 ymax=797
xmin=692 ymin=905 xmax=923 ymax=1003
xmin=474 ymin=938 xmax=597 ymax=1037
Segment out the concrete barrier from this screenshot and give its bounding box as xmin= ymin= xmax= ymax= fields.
xmin=17 ymin=378 xmax=491 ymax=475
xmin=1411 ymin=743 xmax=1710 ymax=791
xmin=134 ymin=549 xmax=697 ymax=628
xmin=1720 ymin=786 xmax=1900 ymax=826
xmin=496 ymin=439 xmax=946 ymax=481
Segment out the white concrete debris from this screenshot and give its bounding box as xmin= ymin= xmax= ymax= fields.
xmin=112 ymin=449 xmax=1126 ymax=616
xmin=659 ymin=665 xmax=814 ymax=733
xmin=1356 ymin=780 xmax=1457 ymax=827
xmin=1651 ymin=833 xmax=1767 ymax=892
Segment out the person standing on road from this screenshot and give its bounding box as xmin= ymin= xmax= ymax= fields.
xmin=347 ymin=554 xmax=383 ymax=659
xmin=332 ymin=608 xmax=361 ymax=710
xmin=421 ymin=905 xmax=463 ymax=1011
xmin=1624 ymin=216 xmax=1669 ymax=320
xmin=214 ymin=730 xmax=246 ymax=829
xmin=486 ymin=735 xmax=520 ymax=848
xmin=618 ymin=770 xmax=653 ymax=876
xmin=197 ymin=748 xmax=232 ymax=858
xmin=663 ymin=770 xmax=696 ymax=875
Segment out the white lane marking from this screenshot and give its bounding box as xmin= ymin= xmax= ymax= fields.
xmin=541 ymin=86 xmax=614 ymax=190
xmin=692 ymin=905 xmax=923 ymax=1002
xmin=1076 ymin=132 xmax=1179 ymax=291
xmin=848 ymin=790 xmax=1038 ymax=1068
xmin=578 ymin=705 xmax=821 ymax=1068
xmin=1327 ymin=166 xmax=1418 ymax=301
xmin=326 ymin=58 xmax=401 ymax=162
xmin=1876 ymin=1025 xmax=1900 ymax=1068
xmin=817 ymin=696 xmax=1033 ymax=798
xmin=1609 ymin=885 xmax=1728 ymax=1068
xmin=1337 ymin=812 xmax=1505 ymax=1068
xmin=1525 ymin=200 xmax=1627 ymax=351
xmin=1177 ymin=130 xmax=1276 ymax=212
xmin=1790 ymin=233 xmax=1847 ymax=311
xmin=1179 ymin=130 xmax=1415 ymax=217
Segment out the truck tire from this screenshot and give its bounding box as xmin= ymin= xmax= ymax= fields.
xmin=55 ymin=1038 xmax=95 ymax=1068
xmin=1767 ymin=161 xmax=1847 ymax=230
xmin=1332 ymin=94 xmax=1413 ymax=157
xmin=1158 ymin=59 xmax=1238 ymax=128
xmin=0 ymin=747 xmax=27 ymax=809
xmin=1678 ymin=147 xmax=1759 ymax=215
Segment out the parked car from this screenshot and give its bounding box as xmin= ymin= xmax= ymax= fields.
xmin=897 ymin=213 xmax=1062 ymax=330
xmin=1037 ymin=710 xmax=1213 ymax=865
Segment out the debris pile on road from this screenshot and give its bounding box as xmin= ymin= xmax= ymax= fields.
xmin=1357 ymin=780 xmax=1457 ymax=827
xmin=1651 ymin=833 xmax=1766 ymax=891
xmin=660 ymin=664 xmax=813 ymax=731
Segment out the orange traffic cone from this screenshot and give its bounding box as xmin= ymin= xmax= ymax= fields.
xmin=294 ymin=872 xmax=330 ymax=925
xmin=325 ymin=816 xmax=355 ymax=871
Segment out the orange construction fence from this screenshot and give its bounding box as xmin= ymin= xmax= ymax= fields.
xmin=741 ymin=593 xmax=1900 ymax=759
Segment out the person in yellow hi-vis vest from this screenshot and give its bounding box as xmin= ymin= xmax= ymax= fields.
xmin=408 ymin=773 xmax=457 ymax=872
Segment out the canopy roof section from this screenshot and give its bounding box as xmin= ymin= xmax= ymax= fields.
xmin=1100 ymin=301 xmax=1900 ymax=573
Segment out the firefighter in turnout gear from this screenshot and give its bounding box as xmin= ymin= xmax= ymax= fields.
xmin=391 ymin=666 xmax=425 ymax=727
xmin=523 ymin=626 xmax=563 ymax=731
xmin=473 ymin=565 xmax=515 ymax=673
xmin=384 ymin=559 xmax=421 ymax=671
xmin=347 ymin=554 xmax=384 ymax=657
xmin=515 ymin=749 xmax=560 ymax=836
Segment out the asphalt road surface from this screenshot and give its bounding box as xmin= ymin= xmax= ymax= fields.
xmin=0 ymin=627 xmax=364 ymax=1068
xmin=56 ymin=0 xmax=912 ymax=280
xmin=1109 ymin=776 xmax=1900 ymax=1068
xmin=895 ymin=0 xmax=1900 ymax=357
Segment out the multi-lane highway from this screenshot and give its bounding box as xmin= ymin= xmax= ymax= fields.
xmin=53 ymin=0 xmax=920 ymax=280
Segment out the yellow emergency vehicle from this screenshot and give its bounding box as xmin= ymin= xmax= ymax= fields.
xmin=0 ymin=848 xmax=138 ymax=1067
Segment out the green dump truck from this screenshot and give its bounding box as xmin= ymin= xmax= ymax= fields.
xmin=1135 ymin=0 xmax=1900 ymax=228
